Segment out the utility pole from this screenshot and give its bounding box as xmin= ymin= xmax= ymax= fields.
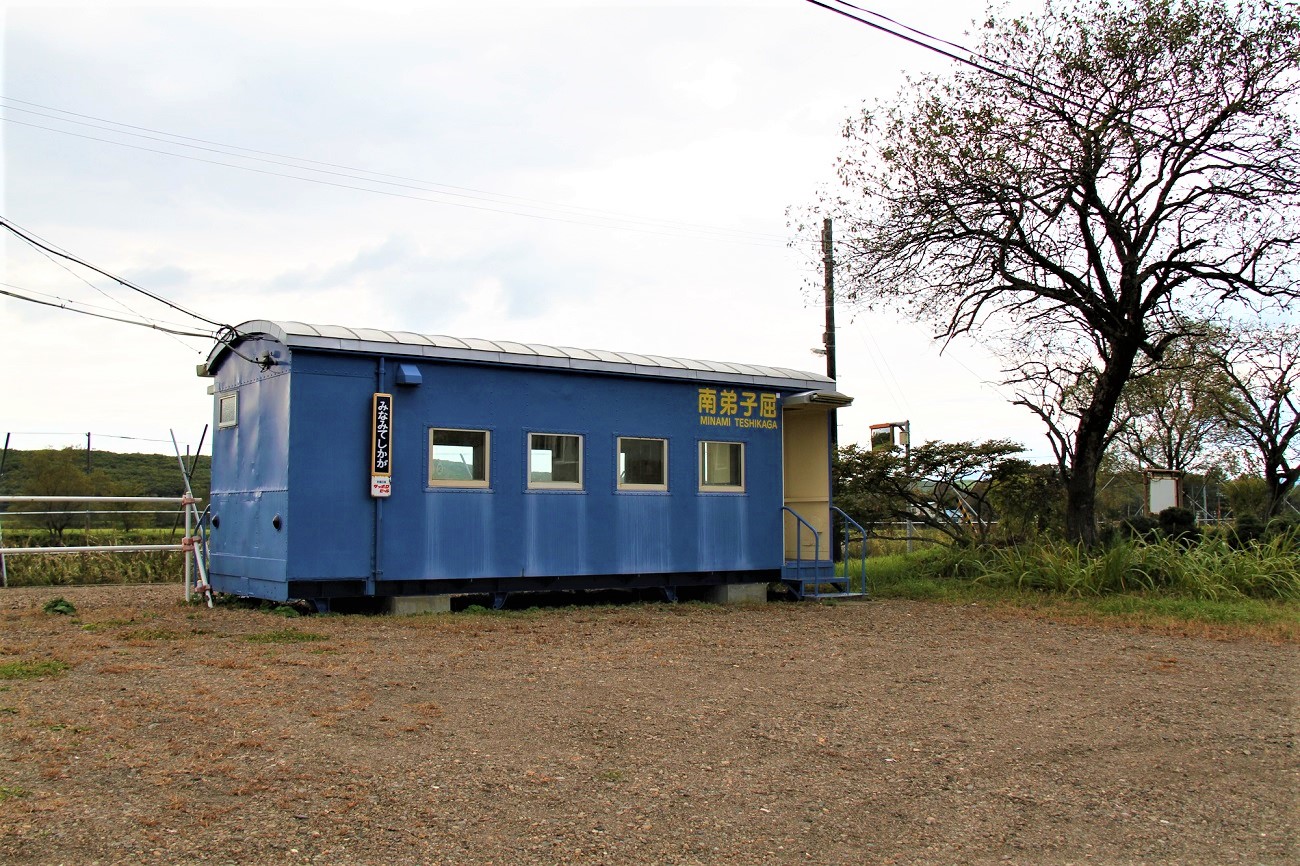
xmin=822 ymin=218 xmax=841 ymax=563
xmin=821 ymin=220 xmax=837 ymax=379
xmin=822 ymin=218 xmax=837 ymax=451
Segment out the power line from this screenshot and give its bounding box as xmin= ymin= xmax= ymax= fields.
xmin=827 ymin=0 xmax=1006 ymax=69
xmin=851 ymin=325 xmax=911 ymax=414
xmin=5 ymin=221 xmax=206 ymax=355
xmin=0 ymin=218 xmax=265 ymax=365
xmin=805 ymin=0 xmax=1177 ymax=143
xmin=1 ymin=96 xmax=789 ymax=243
xmin=0 ymin=104 xmax=791 ymax=248
xmin=4 ymin=116 xmax=790 ymax=248
xmin=0 ymin=282 xmax=217 ymax=340
xmin=0 ymin=281 xmax=209 ymax=339
xmin=2 ymin=431 xmax=176 ymax=444
xmin=0 ymin=216 xmax=224 ymax=328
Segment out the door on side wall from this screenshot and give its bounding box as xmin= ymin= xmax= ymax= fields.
xmin=782 ymin=407 xmax=831 ymax=563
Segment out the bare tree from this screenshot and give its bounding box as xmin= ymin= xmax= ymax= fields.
xmin=801 ymin=0 xmax=1299 ymax=543
xmin=1205 ymin=325 xmax=1299 ymax=517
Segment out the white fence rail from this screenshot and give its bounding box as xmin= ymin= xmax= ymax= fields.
xmin=0 ymin=495 xmax=200 ymax=599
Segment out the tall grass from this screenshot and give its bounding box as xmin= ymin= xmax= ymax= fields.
xmin=842 ymin=535 xmax=1299 ymax=638
xmin=1 ymin=527 xmax=187 ymax=586
xmin=916 ymin=532 xmax=1300 ymax=601
xmin=2 ymin=551 xmax=186 ymax=586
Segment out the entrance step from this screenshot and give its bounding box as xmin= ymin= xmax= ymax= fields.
xmin=781 ymin=560 xmax=867 ymax=601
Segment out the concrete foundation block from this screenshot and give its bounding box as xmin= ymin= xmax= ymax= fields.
xmin=385 ymin=595 xmax=452 ymax=615
xmin=707 ymin=582 xmax=768 ymax=605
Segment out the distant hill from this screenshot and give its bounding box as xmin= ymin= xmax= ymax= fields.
xmin=0 ymin=447 xmax=210 ymax=500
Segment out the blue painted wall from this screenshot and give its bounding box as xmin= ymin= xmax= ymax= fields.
xmin=207 ymin=336 xmax=293 ymax=598
xmin=207 ymin=341 xmax=810 ymax=598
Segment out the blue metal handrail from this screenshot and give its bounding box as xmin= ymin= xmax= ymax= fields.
xmin=780 ymin=506 xmax=820 ymax=583
xmin=831 ymin=506 xmax=869 ymax=596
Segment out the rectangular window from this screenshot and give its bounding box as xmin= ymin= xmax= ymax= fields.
xmin=529 ymin=433 xmax=583 ymax=489
xmin=699 ymin=441 xmax=744 ymax=491
xmin=429 ymin=428 xmax=490 ymax=487
xmin=617 ymin=437 xmax=667 ymax=490
xmin=217 ymin=393 xmax=238 ymax=429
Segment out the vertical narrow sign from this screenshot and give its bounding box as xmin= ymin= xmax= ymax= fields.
xmin=371 ymin=393 xmax=393 ymax=497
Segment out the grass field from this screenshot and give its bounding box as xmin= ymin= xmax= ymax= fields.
xmin=843 ymin=536 xmax=1300 ymax=641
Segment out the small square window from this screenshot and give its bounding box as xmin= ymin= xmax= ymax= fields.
xmin=430 ymin=428 xmax=490 ymax=487
xmin=699 ymin=441 xmax=744 ymax=491
xmin=529 ymin=433 xmax=583 ymax=489
xmin=618 ymin=437 xmax=667 ymax=491
xmin=217 ymin=393 xmax=238 ymax=429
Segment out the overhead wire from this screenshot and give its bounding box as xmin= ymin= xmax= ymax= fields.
xmin=0 ymin=216 xmax=224 ymax=328
xmin=0 ymin=217 xmax=266 ymax=365
xmin=1 ymin=96 xmax=789 ymax=243
xmin=0 ymin=107 xmax=789 ymax=248
xmin=0 ymin=281 xmax=210 ymax=338
xmin=851 ymin=325 xmax=911 ymax=415
xmin=4 ymin=116 xmax=792 ymax=249
xmin=830 ymin=0 xmax=998 ymax=63
xmin=2 ymin=431 xmax=175 ymax=444
xmin=5 ymin=221 xmax=207 ymax=355
xmin=806 ymin=0 xmax=1180 ymax=143
xmin=0 ymin=283 xmax=219 ymax=339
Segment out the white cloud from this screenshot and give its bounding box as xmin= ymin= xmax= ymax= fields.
xmin=0 ymin=0 xmax=1053 ymax=460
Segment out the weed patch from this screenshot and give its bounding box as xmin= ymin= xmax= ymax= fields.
xmin=0 ymin=660 xmax=70 ymax=680
xmin=41 ymin=597 xmax=77 ymax=616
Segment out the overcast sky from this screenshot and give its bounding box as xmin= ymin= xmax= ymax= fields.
xmin=1 ymin=0 xmax=1052 ymax=462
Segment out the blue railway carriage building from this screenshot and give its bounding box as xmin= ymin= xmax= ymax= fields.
xmin=197 ymin=321 xmax=856 ymax=608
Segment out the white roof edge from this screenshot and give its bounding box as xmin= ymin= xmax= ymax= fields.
xmin=205 ymin=320 xmax=836 ymax=390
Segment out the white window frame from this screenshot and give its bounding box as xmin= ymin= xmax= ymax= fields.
xmin=698 ymin=440 xmax=745 ymax=492
xmin=528 ymin=433 xmax=584 ymax=490
xmin=617 ymin=437 xmax=668 ymax=491
xmin=217 ymin=392 xmax=238 ymax=429
xmin=428 ymin=428 xmax=491 ymax=488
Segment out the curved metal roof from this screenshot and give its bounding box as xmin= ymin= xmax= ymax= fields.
xmin=204 ymin=320 xmax=835 ymax=391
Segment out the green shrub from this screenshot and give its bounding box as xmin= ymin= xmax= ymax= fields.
xmin=1232 ymin=516 xmax=1267 ymax=547
xmin=41 ymin=597 xmax=77 ymax=616
xmin=1116 ymin=513 xmax=1160 ymax=541
xmin=1157 ymin=507 xmax=1199 ymax=543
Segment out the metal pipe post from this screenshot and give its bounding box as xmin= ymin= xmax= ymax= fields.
xmin=184 ymin=499 xmax=193 ymax=603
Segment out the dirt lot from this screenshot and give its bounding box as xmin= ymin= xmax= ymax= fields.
xmin=0 ymin=584 xmax=1295 ymax=865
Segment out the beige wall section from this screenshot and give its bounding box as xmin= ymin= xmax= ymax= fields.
xmin=782 ymin=409 xmax=831 ymax=561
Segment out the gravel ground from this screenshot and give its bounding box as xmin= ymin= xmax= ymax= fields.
xmin=0 ymin=583 xmax=1295 ymax=865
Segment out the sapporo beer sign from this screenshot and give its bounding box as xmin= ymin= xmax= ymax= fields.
xmin=370 ymin=393 xmax=393 ymax=498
